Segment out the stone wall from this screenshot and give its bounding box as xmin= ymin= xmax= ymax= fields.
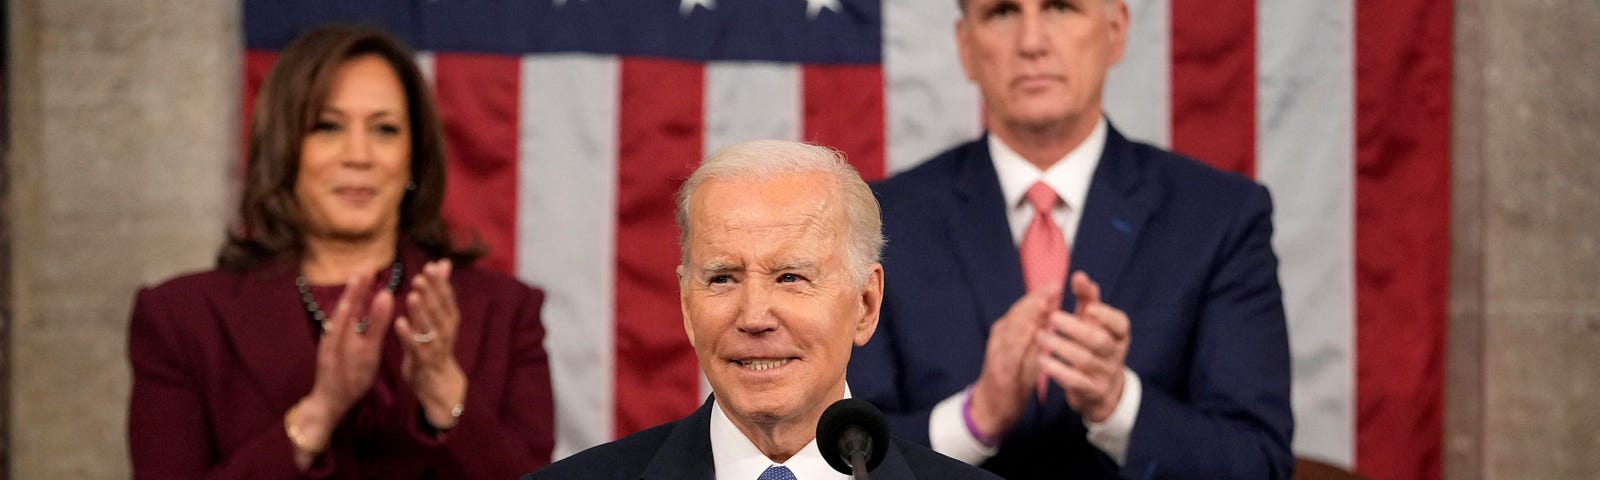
xmin=6 ymin=0 xmax=237 ymax=477
xmin=1448 ymin=0 xmax=1600 ymax=478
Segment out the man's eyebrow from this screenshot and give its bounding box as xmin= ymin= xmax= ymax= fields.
xmin=698 ymin=261 xmax=740 ymax=273
xmin=771 ymin=260 xmax=818 ymax=271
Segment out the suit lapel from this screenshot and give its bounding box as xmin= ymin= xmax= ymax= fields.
xmin=640 ymin=397 xmax=717 ymax=480
xmin=864 ymin=441 xmax=919 ymax=480
xmin=948 ymin=136 xmax=1028 ymax=328
xmin=1067 ymin=124 xmax=1156 ymax=313
xmin=216 ymin=261 xmax=318 ymax=411
xmin=1042 ymin=125 xmax=1159 ymax=422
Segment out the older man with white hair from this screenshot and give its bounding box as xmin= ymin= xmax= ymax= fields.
xmin=527 ymin=140 xmax=997 ymax=480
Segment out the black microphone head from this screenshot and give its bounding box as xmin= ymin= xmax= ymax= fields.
xmin=817 ymin=398 xmax=890 ymax=475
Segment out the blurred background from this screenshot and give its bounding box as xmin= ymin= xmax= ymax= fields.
xmin=4 ymin=0 xmax=1597 ymax=478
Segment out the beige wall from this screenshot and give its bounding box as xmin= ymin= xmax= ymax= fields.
xmin=4 ymin=0 xmax=1598 ymax=478
xmin=1449 ymin=0 xmax=1600 ymax=478
xmin=7 ymin=0 xmax=237 ymax=477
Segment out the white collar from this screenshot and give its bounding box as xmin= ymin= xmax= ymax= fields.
xmin=709 ymin=389 xmax=853 ymax=480
xmin=989 ymin=117 xmax=1107 ymax=214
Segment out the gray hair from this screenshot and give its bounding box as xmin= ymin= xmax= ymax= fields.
xmin=675 ymin=140 xmax=885 ymax=285
xmin=957 ymin=0 xmax=1119 ymax=15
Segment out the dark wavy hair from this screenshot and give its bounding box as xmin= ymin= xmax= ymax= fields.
xmin=218 ymin=24 xmax=481 ymax=271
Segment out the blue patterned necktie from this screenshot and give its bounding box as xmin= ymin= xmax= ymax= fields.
xmin=757 ymin=465 xmax=798 ymax=480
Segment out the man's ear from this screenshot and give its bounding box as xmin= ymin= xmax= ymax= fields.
xmin=853 ymin=263 xmax=885 ymax=347
xmin=955 ymin=17 xmax=979 ymax=83
xmin=1106 ymin=0 xmax=1131 ymax=67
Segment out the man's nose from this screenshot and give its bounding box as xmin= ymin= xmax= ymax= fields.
xmin=1017 ymin=10 xmax=1050 ymax=58
xmin=735 ymin=282 xmax=779 ymax=334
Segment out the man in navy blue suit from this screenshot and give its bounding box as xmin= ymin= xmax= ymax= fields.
xmin=846 ymin=0 xmax=1294 ymax=478
xmin=529 ymin=141 xmax=997 ymax=480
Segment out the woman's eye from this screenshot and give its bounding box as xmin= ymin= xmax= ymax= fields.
xmin=375 ymin=124 xmax=404 ymax=136
xmin=310 ymin=121 xmax=341 ymax=133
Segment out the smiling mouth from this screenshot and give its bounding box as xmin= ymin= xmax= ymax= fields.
xmin=335 ymin=187 xmax=377 ymax=200
xmin=737 ymin=359 xmax=793 ymax=371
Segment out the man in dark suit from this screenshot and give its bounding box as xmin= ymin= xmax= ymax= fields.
xmin=528 ymin=140 xmax=997 ymax=479
xmin=846 ymin=0 xmax=1294 ymax=478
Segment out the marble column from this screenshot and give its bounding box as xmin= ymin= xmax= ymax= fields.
xmin=1449 ymin=0 xmax=1600 ymax=478
xmin=7 ymin=0 xmax=237 ymax=476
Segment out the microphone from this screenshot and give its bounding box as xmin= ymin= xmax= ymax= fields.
xmin=816 ymin=398 xmax=890 ymax=480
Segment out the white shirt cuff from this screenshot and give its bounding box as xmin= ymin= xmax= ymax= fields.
xmin=928 ymin=389 xmax=998 ymax=465
xmin=1084 ymin=368 xmax=1141 ymax=465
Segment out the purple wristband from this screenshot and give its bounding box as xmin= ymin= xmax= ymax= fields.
xmin=962 ymin=389 xmax=1000 ymax=447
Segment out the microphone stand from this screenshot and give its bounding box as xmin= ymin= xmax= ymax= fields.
xmin=850 ymin=453 xmax=869 ymax=480
xmin=844 ymin=428 xmax=871 ymax=480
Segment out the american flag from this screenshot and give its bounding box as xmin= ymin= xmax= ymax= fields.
xmin=243 ymin=1 xmax=1450 ymax=478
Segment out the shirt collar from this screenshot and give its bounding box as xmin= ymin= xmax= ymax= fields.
xmin=989 ymin=117 xmax=1107 ymax=213
xmin=709 ymin=388 xmax=853 ymax=480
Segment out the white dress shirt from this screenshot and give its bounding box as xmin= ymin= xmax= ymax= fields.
xmin=710 ymin=394 xmax=851 ymax=480
xmin=926 ymin=118 xmax=1144 ymax=466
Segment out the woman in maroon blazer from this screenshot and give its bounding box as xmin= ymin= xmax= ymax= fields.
xmin=127 ymin=25 xmax=554 ymax=478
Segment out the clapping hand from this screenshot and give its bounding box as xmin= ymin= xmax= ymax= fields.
xmin=395 ymin=260 xmax=469 ymax=431
xmin=967 ymin=284 xmax=1061 ymax=440
xmin=1036 ymin=272 xmax=1130 ymax=423
xmin=288 ymin=273 xmax=396 ymax=468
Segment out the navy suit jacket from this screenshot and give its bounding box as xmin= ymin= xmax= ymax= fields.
xmin=848 ymin=126 xmax=1294 ymax=479
xmin=526 ymin=398 xmax=1000 ymax=480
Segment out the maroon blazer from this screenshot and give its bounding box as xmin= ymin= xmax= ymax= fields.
xmin=128 ymin=246 xmax=554 ymax=479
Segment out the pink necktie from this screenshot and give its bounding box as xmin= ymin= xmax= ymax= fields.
xmin=1020 ymin=182 xmax=1068 ymax=292
xmin=1020 ymin=182 xmax=1067 ymax=402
